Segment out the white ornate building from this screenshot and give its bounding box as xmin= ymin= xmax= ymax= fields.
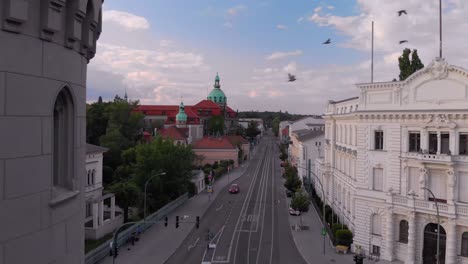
xmin=85 ymin=144 xmax=123 ymax=240
xmin=316 ymin=58 xmax=468 ymax=264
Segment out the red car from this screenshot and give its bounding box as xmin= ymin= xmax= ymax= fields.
xmin=229 ymin=184 xmax=239 ymax=194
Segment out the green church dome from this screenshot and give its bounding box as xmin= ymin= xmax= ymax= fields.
xmin=207 ymin=73 xmax=227 ymax=105
xmin=176 ymin=101 xmax=187 ymax=122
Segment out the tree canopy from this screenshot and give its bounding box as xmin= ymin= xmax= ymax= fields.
xmin=245 ymin=121 xmax=261 ymax=139
xmin=398 ymin=48 xmax=424 ymax=81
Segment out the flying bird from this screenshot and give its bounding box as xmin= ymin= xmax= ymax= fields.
xmin=397 ymin=10 xmax=407 ymax=16
xmin=322 ymin=38 xmax=331 ymax=44
xmin=399 ymin=40 xmax=408 ymax=44
xmin=288 ymin=73 xmax=296 ymax=82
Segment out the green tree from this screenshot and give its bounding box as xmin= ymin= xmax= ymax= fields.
xmin=107 ymin=180 xmax=140 ymax=222
xmin=398 ymin=48 xmax=412 ymax=81
xmin=131 ymin=136 xmax=195 ymax=212
xmin=291 ymin=190 xmax=310 ymax=213
xmin=272 ymin=117 xmax=280 ymax=137
xmin=284 ymin=170 xmax=302 ymax=192
xmin=86 ymin=99 xmax=109 ymax=145
xmin=245 ymin=121 xmax=261 ymax=139
xmin=410 ymin=49 xmax=424 ymax=74
xmin=207 ymin=116 xmax=225 ymax=136
xmin=399 ymin=48 xmax=425 ymax=81
xmin=336 ymin=229 xmax=353 ymax=247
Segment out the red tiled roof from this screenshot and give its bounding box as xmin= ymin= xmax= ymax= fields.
xmin=225 ymin=135 xmax=249 ymax=145
xmin=158 ymin=126 xmax=187 ymax=141
xmin=281 ymin=127 xmax=289 ymax=136
xmin=192 ymin=137 xmax=236 ymax=149
xmin=193 ymin=100 xmax=220 ymax=109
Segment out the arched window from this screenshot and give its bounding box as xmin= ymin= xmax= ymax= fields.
xmin=82 ymin=0 xmax=96 ymax=55
xmin=91 ymin=169 xmax=96 ymax=185
xmin=87 ymin=170 xmax=91 ymax=186
xmin=371 ymin=214 xmax=382 ymax=236
xmin=462 ymin=232 xmax=468 ymax=256
xmin=53 ymin=88 xmax=75 ymax=193
xmin=399 ymin=220 xmax=409 ymax=243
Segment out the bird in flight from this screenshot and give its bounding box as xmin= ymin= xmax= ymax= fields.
xmin=397 ymin=10 xmax=407 ymax=16
xmin=288 ymin=73 xmax=296 ymax=82
xmin=399 ymin=40 xmax=408 ymax=44
xmin=322 ymin=38 xmax=331 ymax=44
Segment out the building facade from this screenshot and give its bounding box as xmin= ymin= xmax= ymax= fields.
xmin=289 ymin=130 xmax=324 ymax=185
xmin=0 ymin=1 xmax=103 ymax=263
xmin=316 ymin=58 xmax=468 ymax=264
xmin=84 ymin=144 xmax=123 ymax=240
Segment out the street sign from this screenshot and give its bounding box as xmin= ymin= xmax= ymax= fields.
xmin=207 ymin=185 xmax=213 ymax=193
xmin=321 ymin=228 xmax=326 ymax=236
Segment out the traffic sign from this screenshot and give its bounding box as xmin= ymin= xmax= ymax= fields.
xmin=321 ymin=228 xmax=326 ymax=236
xmin=207 ymin=185 xmax=213 ymax=193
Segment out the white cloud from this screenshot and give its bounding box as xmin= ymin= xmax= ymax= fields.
xmin=283 ymin=62 xmax=298 ymax=73
xmin=103 ymin=10 xmax=150 ymax=31
xmin=297 ymin=17 xmax=305 ymax=23
xmin=327 ymin=5 xmax=335 ymax=10
xmin=227 ymin=5 xmax=247 ymax=16
xmin=159 ymin=40 xmax=172 ymax=47
xmin=266 ymin=50 xmax=303 ymax=60
xmin=314 ymin=6 xmax=322 ymax=13
xmin=277 ymin=24 xmax=288 ymax=30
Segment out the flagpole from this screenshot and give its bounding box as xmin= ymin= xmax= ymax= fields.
xmin=439 ymin=0 xmax=442 ymax=58
xmin=371 ymin=21 xmax=374 ymax=83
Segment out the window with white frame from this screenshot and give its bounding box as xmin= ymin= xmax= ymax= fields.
xmin=460 ymin=134 xmax=468 ymax=155
xmin=374 ymin=130 xmax=384 ymax=150
xmin=428 ymin=169 xmax=447 ymax=202
xmin=371 ymin=214 xmax=382 ymax=236
xmin=372 ymin=168 xmax=383 ymax=191
xmin=408 ymin=132 xmax=421 ymax=152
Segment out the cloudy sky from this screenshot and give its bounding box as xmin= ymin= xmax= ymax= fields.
xmin=87 ymin=0 xmax=468 ymax=114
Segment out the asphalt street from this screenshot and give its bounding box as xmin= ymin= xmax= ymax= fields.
xmin=165 ymin=134 xmax=307 ymax=264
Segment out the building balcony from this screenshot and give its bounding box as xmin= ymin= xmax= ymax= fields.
xmin=401 ymin=152 xmax=453 ymax=163
xmin=389 ymin=195 xmax=468 ymax=217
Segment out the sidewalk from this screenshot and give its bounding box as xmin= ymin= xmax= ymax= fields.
xmin=287 ymin=197 xmax=395 ymax=264
xmin=100 ymin=147 xmax=258 ymax=264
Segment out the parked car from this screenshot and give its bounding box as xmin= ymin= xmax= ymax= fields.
xmin=289 ymin=207 xmax=301 ymax=216
xmin=229 ymin=184 xmax=239 ymax=194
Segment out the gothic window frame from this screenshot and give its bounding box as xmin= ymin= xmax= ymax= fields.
xmin=51 ymin=87 xmax=78 ymax=204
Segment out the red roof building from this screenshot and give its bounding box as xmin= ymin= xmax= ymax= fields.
xmin=192 ymin=137 xmax=239 ymax=168
xmin=158 ymin=126 xmax=188 ymax=143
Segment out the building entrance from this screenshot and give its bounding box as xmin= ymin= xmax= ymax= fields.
xmin=423 ymin=223 xmax=446 ymax=264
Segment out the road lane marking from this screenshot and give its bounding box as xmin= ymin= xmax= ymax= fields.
xmin=187 ymin=237 xmax=200 ymax=251
xmin=216 ymin=204 xmax=224 ymax=211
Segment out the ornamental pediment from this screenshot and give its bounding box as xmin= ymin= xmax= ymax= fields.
xmin=423 ymin=114 xmax=456 ymax=129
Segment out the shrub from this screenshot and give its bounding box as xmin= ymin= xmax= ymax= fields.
xmin=332 ymin=223 xmax=349 ymax=236
xmin=336 ymin=229 xmax=353 ymax=247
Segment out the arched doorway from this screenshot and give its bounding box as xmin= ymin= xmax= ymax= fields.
xmin=423 ymin=223 xmax=446 ymax=264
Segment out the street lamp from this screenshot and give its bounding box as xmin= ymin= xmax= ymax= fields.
xmin=144 ymin=172 xmax=166 ymax=223
xmin=422 ymin=187 xmax=441 ymax=264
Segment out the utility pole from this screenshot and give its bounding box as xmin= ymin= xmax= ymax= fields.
xmin=371 ymin=20 xmax=374 ymax=83
xmin=439 ymin=0 xmax=443 ymax=58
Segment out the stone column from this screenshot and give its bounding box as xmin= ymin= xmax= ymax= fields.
xmin=406 ymin=212 xmax=417 ymax=264
xmin=445 ymin=220 xmax=457 ymax=264
xmin=385 ymin=208 xmax=395 ymax=261
xmin=437 ymin=132 xmax=441 ymax=155
xmin=98 ymin=200 xmax=104 ymax=226
xmin=92 ymin=202 xmax=99 ymax=228
xmin=110 ymin=196 xmax=116 ymax=220
xmin=447 ymin=169 xmax=456 ymax=205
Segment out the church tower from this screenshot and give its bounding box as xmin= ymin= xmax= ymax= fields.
xmin=207 ymin=73 xmax=227 ymax=109
xmin=176 ymin=101 xmax=188 ymax=127
xmin=0 ymin=1 xmax=103 ymax=263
